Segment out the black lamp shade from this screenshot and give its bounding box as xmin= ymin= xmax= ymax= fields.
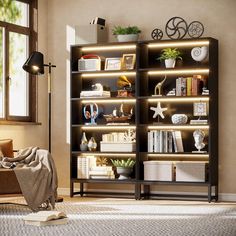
xmin=23 ymin=51 xmax=45 ymax=75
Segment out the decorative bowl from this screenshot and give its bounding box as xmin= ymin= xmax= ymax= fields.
xmin=171 ymin=114 xmax=188 ymax=124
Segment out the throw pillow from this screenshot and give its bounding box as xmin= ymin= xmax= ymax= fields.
xmin=0 ymin=139 xmax=14 ymax=158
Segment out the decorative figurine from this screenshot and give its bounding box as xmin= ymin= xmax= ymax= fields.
xmin=153 ymin=75 xmax=167 ymax=96
xmin=80 ymin=132 xmax=88 ymax=151
xmin=117 ymin=75 xmax=133 ymax=97
xmin=150 ymin=102 xmax=168 ymax=119
xmin=188 ymin=21 xmax=204 ymax=38
xmin=193 ymin=129 xmax=206 ymax=152
xmin=83 ymin=103 xmax=99 ymax=125
xmin=165 ymin=17 xmax=188 ymax=39
xmin=88 ymin=137 xmax=97 ymax=151
xmin=151 ymin=28 xmax=163 ymax=40
xmin=191 ymin=46 xmax=208 ymax=62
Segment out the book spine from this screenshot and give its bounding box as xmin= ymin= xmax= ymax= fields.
xmin=174 ymin=130 xmax=184 ymax=152
xmin=168 ymin=131 xmax=173 ymax=153
xmin=172 ymin=131 xmax=177 ymax=152
xmin=186 ymin=77 xmax=192 ymax=96
xmin=148 ymin=132 xmax=150 ymax=152
xmin=181 ymin=77 xmax=187 ymax=96
xmin=164 ymin=131 xmax=168 ymax=153
xmin=176 ymin=78 xmax=181 ymax=96
xmin=160 ymin=130 xmax=164 ymax=152
xmin=191 ymin=77 xmax=198 ymax=96
xmin=77 ymin=157 xmax=82 ymax=179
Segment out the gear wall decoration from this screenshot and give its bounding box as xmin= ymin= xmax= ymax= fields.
xmin=151 ymin=28 xmax=163 ymax=40
xmin=188 ymin=21 xmax=204 ymax=38
xmin=151 ymin=17 xmax=205 ymax=40
xmin=165 ymin=17 xmax=188 ymax=39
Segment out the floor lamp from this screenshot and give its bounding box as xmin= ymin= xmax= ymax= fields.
xmin=23 ymin=51 xmax=63 ymax=202
xmin=23 ymin=51 xmax=55 ymax=153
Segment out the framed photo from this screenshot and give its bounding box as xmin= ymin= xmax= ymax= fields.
xmin=105 ymin=58 xmax=122 ymax=71
xmin=193 ymin=102 xmax=208 ymax=116
xmin=122 ymin=54 xmax=136 ymax=70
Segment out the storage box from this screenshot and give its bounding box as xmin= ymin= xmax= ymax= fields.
xmin=75 ymin=24 xmax=108 ymax=44
xmin=144 ymin=161 xmax=173 ymax=181
xmin=100 ymin=142 xmax=136 ymax=152
xmin=175 ymin=162 xmax=206 ymax=182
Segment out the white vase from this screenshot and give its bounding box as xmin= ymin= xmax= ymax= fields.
xmin=165 ymin=59 xmax=176 ymax=68
xmin=117 ymin=34 xmax=139 ymax=42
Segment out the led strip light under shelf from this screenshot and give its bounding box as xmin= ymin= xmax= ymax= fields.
xmin=148 ymin=40 xmax=210 ymax=48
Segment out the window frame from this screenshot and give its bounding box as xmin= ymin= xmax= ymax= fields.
xmin=0 ymin=0 xmax=37 ymax=124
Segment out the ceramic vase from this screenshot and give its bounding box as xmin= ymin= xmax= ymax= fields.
xmin=80 ymin=132 xmax=88 ymax=151
xmin=88 ymin=137 xmax=97 ymax=151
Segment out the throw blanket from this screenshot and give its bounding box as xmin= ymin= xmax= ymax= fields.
xmin=0 ymin=147 xmax=58 ymax=211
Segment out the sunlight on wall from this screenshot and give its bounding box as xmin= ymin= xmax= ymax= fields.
xmin=66 ymin=25 xmax=75 ymax=144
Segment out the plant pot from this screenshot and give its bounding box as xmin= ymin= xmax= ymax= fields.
xmin=116 ymin=167 xmax=133 ymax=179
xmin=117 ymin=34 xmax=139 ymax=42
xmin=165 ymin=59 xmax=176 ymax=68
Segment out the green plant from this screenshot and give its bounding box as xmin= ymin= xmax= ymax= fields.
xmin=112 ymin=26 xmax=141 ymax=35
xmin=157 ymin=48 xmax=182 ymax=60
xmin=111 ymin=158 xmax=135 ymax=168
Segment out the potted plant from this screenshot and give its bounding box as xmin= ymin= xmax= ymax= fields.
xmin=111 ymin=158 xmax=135 ymax=179
xmin=112 ymin=26 xmax=141 ymax=42
xmin=158 ymin=48 xmax=182 ymax=68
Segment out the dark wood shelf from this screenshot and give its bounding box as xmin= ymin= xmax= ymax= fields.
xmin=70 ymin=38 xmax=218 ymax=201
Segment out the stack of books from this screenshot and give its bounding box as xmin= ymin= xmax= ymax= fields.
xmin=176 ymin=75 xmax=204 ymax=96
xmin=77 ymin=156 xmax=97 ymax=179
xmin=89 ymin=166 xmax=115 ymax=179
xmin=80 ymin=90 xmax=111 ymax=98
xmin=23 ymin=211 xmax=68 ymax=226
xmin=148 ymin=130 xmax=184 ymax=153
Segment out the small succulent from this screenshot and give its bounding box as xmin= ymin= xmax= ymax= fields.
xmin=111 ymin=158 xmax=135 ymax=168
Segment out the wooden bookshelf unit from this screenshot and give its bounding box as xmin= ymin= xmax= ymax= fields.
xmin=70 ymin=38 xmax=218 ymax=202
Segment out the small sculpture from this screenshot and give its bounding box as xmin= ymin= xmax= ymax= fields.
xmin=193 ymin=130 xmax=206 ymax=152
xmin=96 ymin=157 xmax=108 ymax=166
xmin=117 ymin=75 xmax=133 ymax=97
xmin=191 ymin=46 xmax=208 ymax=62
xmin=166 ymin=88 xmax=176 ymax=96
xmin=171 ymin=114 xmax=188 ymax=124
xmin=124 ymin=129 xmax=136 ymax=142
xmin=188 ymin=21 xmax=204 ymax=38
xmin=151 ymin=28 xmax=163 ymax=40
xmin=88 ymin=137 xmax=97 ymax=151
xmin=150 ymin=102 xmax=168 ymax=119
xmin=80 ymin=132 xmax=88 ymax=151
xmin=153 ymin=76 xmax=167 ymax=96
xmin=83 ymin=103 xmax=99 ymax=125
xmin=165 ymin=17 xmax=188 ymax=39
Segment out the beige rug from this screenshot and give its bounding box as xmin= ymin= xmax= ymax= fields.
xmin=1 ymin=197 xmax=236 ymax=236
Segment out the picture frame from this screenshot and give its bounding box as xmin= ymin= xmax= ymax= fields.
xmin=122 ymin=54 xmax=136 ymax=70
xmin=193 ymin=102 xmax=208 ymax=116
xmin=105 ymin=58 xmax=122 ymax=71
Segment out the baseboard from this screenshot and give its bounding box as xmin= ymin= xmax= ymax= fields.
xmin=57 ymin=187 xmax=236 ymax=202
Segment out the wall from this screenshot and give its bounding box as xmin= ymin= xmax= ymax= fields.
xmin=6 ymin=0 xmax=236 ymax=196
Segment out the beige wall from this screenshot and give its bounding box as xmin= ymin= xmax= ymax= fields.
xmin=2 ymin=0 xmax=236 ymax=195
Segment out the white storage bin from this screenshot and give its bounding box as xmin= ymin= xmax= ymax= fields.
xmin=144 ymin=161 xmax=173 ymax=181
xmin=100 ymin=142 xmax=136 ymax=152
xmin=175 ymin=162 xmax=206 ymax=182
xmin=75 ymin=24 xmax=108 ymax=44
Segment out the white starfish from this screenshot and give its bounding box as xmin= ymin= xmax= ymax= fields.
xmin=150 ymin=102 xmax=168 ymax=119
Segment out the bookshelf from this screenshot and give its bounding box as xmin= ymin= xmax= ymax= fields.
xmin=70 ymin=38 xmax=218 ymax=201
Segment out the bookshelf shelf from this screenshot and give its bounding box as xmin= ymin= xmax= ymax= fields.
xmin=70 ymin=37 xmax=218 ymax=201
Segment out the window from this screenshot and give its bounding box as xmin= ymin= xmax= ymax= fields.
xmin=0 ymin=0 xmax=37 ymax=123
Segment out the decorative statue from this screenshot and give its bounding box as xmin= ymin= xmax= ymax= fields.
xmin=154 ymin=75 xmax=167 ymax=96
xmin=193 ymin=129 xmax=206 ymax=152
xmin=83 ymin=103 xmax=99 ymax=125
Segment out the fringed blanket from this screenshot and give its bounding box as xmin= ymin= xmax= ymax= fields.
xmin=0 ymin=147 xmax=58 ymax=211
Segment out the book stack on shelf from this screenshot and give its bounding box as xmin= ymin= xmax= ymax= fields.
xmin=89 ymin=166 xmax=115 ymax=179
xmin=148 ymin=130 xmax=183 ymax=153
xmin=77 ymin=156 xmax=115 ymax=179
xmin=23 ymin=211 xmax=68 ymax=226
xmin=176 ymin=75 xmax=204 ymax=96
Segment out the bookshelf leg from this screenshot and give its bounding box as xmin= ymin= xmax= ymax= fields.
xmin=70 ymin=181 xmax=74 ymax=197
xmin=144 ymin=185 xmax=150 ymax=200
xmin=215 ymin=185 xmax=218 ymax=202
xmin=80 ymin=183 xmax=84 ymax=197
xmin=208 ymin=185 xmax=212 ymax=203
xmin=135 ymin=183 xmax=141 ymax=200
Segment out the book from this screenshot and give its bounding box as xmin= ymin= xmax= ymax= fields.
xmin=186 ymin=77 xmax=192 ymax=96
xmin=23 ymin=211 xmax=68 ymax=226
xmin=172 ymin=130 xmax=184 ymax=152
xmin=24 ymin=218 xmax=68 ymax=226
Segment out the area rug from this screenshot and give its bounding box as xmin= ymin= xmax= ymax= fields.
xmin=1 ymin=197 xmax=236 ymax=236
